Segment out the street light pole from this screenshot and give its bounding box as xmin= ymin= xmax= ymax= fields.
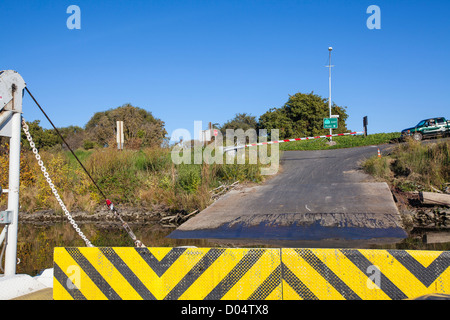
xmin=328 ymin=47 xmax=333 ymax=141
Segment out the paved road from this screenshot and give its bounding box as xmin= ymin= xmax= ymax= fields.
xmin=169 ymin=144 xmax=408 ymax=247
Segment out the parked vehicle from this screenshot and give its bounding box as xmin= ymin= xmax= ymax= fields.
xmin=401 ymin=117 xmax=450 ymax=141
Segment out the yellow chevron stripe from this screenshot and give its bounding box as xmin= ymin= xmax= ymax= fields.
xmin=266 ymin=283 xmax=283 ymax=300
xmin=54 ymin=248 xmax=107 ymax=300
xmin=159 ymin=248 xmax=210 ymax=298
xmin=405 ymin=250 xmax=443 ymax=268
xmin=281 ymin=279 xmax=303 ymax=300
xmin=79 ymin=247 xmax=142 ymax=300
xmin=116 ymin=247 xmax=206 ymax=300
xmin=221 ymin=249 xmax=281 ymax=300
xmin=151 ymin=247 xmax=173 ymax=261
xmin=177 ymin=248 xmax=239 ymax=300
xmin=315 ymin=249 xmax=391 ymax=300
xmin=433 ymin=267 xmax=450 ymax=294
xmin=112 ymin=247 xmax=161 ymax=298
xmin=282 ymin=249 xmax=345 ymax=300
xmin=53 ymin=278 xmax=74 ymax=300
xmin=359 ymin=250 xmax=434 ymax=298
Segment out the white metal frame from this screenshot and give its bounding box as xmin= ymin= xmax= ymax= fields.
xmin=0 ymin=70 xmax=26 ymax=276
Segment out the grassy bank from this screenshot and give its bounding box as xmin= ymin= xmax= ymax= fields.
xmin=0 ymin=133 xmax=401 ymax=213
xmin=0 ymin=145 xmax=268 ymax=214
xmin=362 ymin=138 xmax=450 ymax=192
xmin=279 ymin=132 xmax=400 ymax=151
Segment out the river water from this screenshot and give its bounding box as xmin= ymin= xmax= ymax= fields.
xmin=14 ymin=221 xmax=218 ymax=276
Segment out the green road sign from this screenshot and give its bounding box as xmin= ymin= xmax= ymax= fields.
xmin=323 ymin=118 xmax=338 ymax=129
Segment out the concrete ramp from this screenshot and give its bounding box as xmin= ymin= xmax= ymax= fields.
xmin=169 ymin=147 xmax=407 ymax=246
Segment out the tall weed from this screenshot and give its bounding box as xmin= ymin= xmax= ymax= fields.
xmin=363 ymin=139 xmax=450 ymax=191
xmin=1 ymin=142 xmax=268 ymax=213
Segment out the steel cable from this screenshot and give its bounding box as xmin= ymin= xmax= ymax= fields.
xmin=24 ymin=88 xmax=144 ymax=247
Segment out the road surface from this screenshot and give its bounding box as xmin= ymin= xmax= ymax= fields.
xmin=169 ymin=144 xmax=408 ymax=247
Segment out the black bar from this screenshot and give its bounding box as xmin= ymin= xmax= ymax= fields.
xmin=363 ymin=116 xmax=368 ymax=137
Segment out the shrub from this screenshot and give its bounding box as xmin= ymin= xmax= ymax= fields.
xmin=176 ymin=165 xmax=202 ymax=193
xmin=83 ymin=140 xmax=95 ymax=150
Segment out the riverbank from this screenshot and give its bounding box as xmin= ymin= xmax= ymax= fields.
xmin=18 ymin=204 xmax=163 ymax=226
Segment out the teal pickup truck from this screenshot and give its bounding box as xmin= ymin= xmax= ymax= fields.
xmin=401 ymin=117 xmax=450 ymax=141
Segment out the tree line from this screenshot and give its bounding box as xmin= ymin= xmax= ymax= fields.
xmin=18 ymin=103 xmax=167 ymax=151
xmin=219 ymin=91 xmax=349 ymax=139
xmin=15 ymin=91 xmax=349 ymax=151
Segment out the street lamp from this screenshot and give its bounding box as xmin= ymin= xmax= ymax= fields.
xmin=328 ymin=47 xmax=333 ymax=140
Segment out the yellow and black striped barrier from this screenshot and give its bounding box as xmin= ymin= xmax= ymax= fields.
xmin=53 ymin=247 xmax=450 ymax=300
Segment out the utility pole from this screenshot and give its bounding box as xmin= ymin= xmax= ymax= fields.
xmin=328 ymin=47 xmax=334 ymax=141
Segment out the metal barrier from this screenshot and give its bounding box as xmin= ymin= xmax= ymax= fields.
xmin=53 ymin=247 xmax=450 ymax=300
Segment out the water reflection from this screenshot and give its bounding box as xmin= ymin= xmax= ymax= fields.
xmin=15 ymin=222 xmax=217 ymax=276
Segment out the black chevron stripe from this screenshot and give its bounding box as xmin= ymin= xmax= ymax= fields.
xmin=248 ymin=264 xmax=282 ymax=300
xmin=387 ymin=250 xmax=450 ymax=287
xmin=295 ymin=249 xmax=361 ymax=300
xmin=340 ymin=249 xmax=407 ymax=300
xmin=65 ymin=248 xmax=121 ymax=300
xmin=163 ymin=248 xmax=225 ymax=300
xmin=135 ymin=247 xmax=187 ymax=277
xmin=99 ymin=247 xmax=156 ymax=300
xmin=204 ymin=249 xmax=266 ymax=300
xmin=53 ymin=262 xmax=86 ymax=300
xmin=281 ymin=263 xmax=318 ymax=300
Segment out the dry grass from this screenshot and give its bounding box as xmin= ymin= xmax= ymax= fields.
xmin=1 ymin=143 xmax=268 ymax=214
xmin=363 ymin=138 xmax=450 ymax=192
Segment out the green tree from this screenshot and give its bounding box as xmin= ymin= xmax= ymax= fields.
xmin=57 ymin=125 xmax=86 ymax=150
xmin=258 ymin=107 xmax=294 ymax=138
xmin=21 ymin=120 xmax=60 ymax=150
xmin=258 ymin=92 xmax=349 ymax=139
xmin=220 ymin=113 xmax=258 ymax=134
xmin=85 ymin=104 xmax=167 ymax=148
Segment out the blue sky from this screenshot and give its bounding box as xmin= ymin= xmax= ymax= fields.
xmin=2 ymin=0 xmax=449 ymax=140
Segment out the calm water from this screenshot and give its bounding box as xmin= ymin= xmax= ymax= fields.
xmin=14 ymin=222 xmax=217 ymax=276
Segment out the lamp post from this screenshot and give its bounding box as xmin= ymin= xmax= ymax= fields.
xmin=328 ymin=47 xmax=333 ymax=140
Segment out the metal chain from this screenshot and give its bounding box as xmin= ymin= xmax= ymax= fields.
xmin=21 ymin=118 xmax=94 ymax=247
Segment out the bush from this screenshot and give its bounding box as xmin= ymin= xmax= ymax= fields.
xmin=83 ymin=140 xmax=95 ymax=150
xmin=177 ymin=165 xmax=202 ymax=193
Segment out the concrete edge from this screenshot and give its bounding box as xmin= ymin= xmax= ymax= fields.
xmin=0 ymin=268 xmax=53 ymax=300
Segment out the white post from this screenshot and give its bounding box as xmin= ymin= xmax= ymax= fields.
xmin=116 ymin=121 xmax=124 ymax=150
xmin=4 ymin=112 xmax=21 ymax=276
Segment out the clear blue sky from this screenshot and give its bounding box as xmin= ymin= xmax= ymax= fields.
xmin=2 ymin=0 xmax=449 ymax=140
